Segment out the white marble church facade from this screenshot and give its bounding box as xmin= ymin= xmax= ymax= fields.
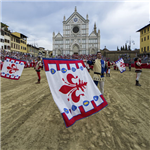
xmin=52 ymin=7 xmax=100 ymax=56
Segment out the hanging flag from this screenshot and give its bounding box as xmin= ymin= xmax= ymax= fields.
xmin=43 ymin=58 xmax=108 ymax=128
xmin=115 ymin=58 xmax=126 ymax=73
xmin=1 ymin=57 xmax=25 ymax=80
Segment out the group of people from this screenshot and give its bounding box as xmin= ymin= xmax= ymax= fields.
xmin=85 ymin=52 xmax=149 ymax=95
xmin=1 ymin=49 xmax=149 ymax=92
xmin=0 ymin=49 xmax=36 ymax=62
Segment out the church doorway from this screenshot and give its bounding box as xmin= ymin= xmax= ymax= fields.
xmin=91 ymin=49 xmax=95 ymax=55
xmin=73 ymin=44 xmax=79 ymax=55
xmin=57 ymin=49 xmax=61 ymax=55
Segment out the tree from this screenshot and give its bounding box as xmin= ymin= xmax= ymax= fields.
xmin=125 ymin=43 xmax=127 ymax=50
xmin=128 ymin=45 xmax=131 ymax=51
xmin=122 ymin=46 xmax=125 ymax=50
xmin=117 ymin=46 xmax=119 ymax=51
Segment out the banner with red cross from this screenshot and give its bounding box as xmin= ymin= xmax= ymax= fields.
xmin=115 ymin=58 xmax=126 ymax=73
xmin=1 ymin=57 xmax=25 ymax=80
xmin=43 ymin=58 xmax=108 ymax=128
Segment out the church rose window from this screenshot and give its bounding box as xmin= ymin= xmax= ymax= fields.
xmin=73 ymin=26 xmax=79 ymax=33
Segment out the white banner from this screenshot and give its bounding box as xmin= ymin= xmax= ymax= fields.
xmin=43 ymin=58 xmax=108 ymax=128
xmin=1 ymin=57 xmax=25 ymax=80
xmin=115 ymin=58 xmax=126 ymax=73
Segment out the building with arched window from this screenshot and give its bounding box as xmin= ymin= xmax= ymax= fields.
xmin=52 ymin=7 xmax=100 ymax=56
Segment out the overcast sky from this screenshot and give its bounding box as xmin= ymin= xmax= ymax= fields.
xmin=1 ymin=0 xmax=150 ymax=51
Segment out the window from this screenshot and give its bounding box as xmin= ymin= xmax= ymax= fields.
xmin=94 ymin=44 xmax=98 ymax=48
xmin=141 ymin=31 xmax=143 ymax=34
xmin=147 ymin=36 xmax=149 ymax=40
xmin=144 ymin=37 xmax=146 ymax=41
xmin=89 ymin=44 xmax=93 ymax=47
xmin=81 ymin=30 xmax=86 ymax=34
xmin=82 ymin=50 xmax=86 ymax=54
xmin=65 ymin=39 xmax=70 ymax=44
xmin=82 ymin=24 xmax=86 ymax=29
xmin=144 ymin=29 xmax=146 ymax=33
xmin=65 ymin=45 xmax=69 ymax=48
xmin=82 ymin=39 xmax=86 ymax=43
xmin=55 ymin=45 xmax=58 ymax=48
xmin=55 ymin=40 xmax=63 ymax=44
xmin=144 ymin=47 xmax=146 ymax=52
xmin=66 ymin=31 xmax=70 ymax=34
xmin=82 ymin=44 xmax=86 ymax=48
xmin=66 ymin=26 xmax=70 ymax=29
xmin=73 ymin=26 xmax=79 ymax=33
xmin=141 ymin=38 xmax=143 ymax=42
xmin=147 ymin=46 xmax=149 ymax=51
xmin=141 ymin=48 xmax=143 ymax=52
xmin=89 ymin=39 xmax=97 ymax=43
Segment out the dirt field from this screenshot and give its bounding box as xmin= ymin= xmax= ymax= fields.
xmin=1 ymin=67 xmax=150 ymax=150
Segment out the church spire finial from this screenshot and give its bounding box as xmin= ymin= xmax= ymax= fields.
xmin=86 ymin=14 xmax=88 ymax=20
xmin=94 ymin=22 xmax=97 ymax=33
xmin=64 ymin=15 xmax=65 ymax=21
xmin=75 ymin=6 xmax=77 ymax=12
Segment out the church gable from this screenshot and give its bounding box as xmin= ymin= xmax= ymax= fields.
xmin=55 ymin=33 xmax=63 ymax=39
xmin=89 ymin=31 xmax=97 ymax=37
xmin=65 ymin=12 xmax=86 ymax=25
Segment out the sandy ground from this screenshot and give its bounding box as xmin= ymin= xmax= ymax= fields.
xmin=1 ymin=67 xmax=150 ymax=150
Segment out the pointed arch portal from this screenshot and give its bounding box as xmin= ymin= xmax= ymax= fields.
xmin=73 ymin=44 xmax=79 ymax=54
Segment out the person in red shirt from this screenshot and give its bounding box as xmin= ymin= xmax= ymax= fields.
xmin=134 ymin=57 xmax=149 ymax=86
xmin=34 ymin=56 xmax=42 ymax=84
xmin=106 ymin=59 xmax=113 ymax=77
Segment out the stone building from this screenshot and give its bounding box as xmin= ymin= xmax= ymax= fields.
xmin=27 ymin=44 xmax=39 ymax=57
xmin=53 ymin=7 xmax=100 ymax=56
xmin=0 ymin=22 xmax=11 ymax=52
xmin=101 ymin=46 xmax=139 ymax=62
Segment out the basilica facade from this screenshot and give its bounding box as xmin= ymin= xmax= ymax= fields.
xmin=52 ymin=7 xmax=100 ymax=56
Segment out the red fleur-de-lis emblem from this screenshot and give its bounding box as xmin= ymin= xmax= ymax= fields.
xmin=7 ymin=64 xmax=19 ymax=74
xmin=120 ymin=62 xmax=125 ymax=68
xmin=59 ymin=74 xmax=87 ymax=103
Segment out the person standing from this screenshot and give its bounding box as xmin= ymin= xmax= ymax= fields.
xmin=134 ymin=57 xmax=149 ymax=86
xmin=128 ymin=60 xmax=131 ymax=71
xmin=34 ymin=56 xmax=42 ymax=84
xmin=106 ymin=59 xmax=112 ymax=77
xmin=87 ymin=52 xmax=106 ymax=94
